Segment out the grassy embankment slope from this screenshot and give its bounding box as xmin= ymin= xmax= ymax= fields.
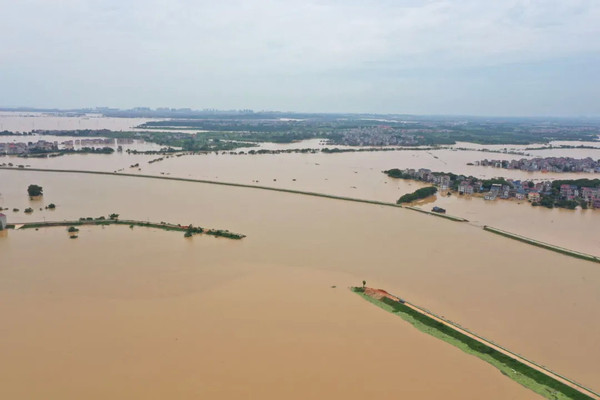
xmin=351 ymin=287 xmax=596 ymax=400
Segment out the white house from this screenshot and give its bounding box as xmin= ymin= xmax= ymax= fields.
xmin=0 ymin=213 xmax=6 ymax=230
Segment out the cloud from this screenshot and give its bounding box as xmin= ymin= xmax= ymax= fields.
xmin=0 ymin=0 xmax=599 ymax=115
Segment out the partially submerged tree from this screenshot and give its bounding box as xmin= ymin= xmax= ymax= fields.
xmin=27 ymin=184 xmax=43 ymax=197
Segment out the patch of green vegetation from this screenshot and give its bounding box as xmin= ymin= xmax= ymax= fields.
xmin=183 ymin=224 xmax=203 ymax=238
xmin=480 ymin=177 xmax=512 ymax=190
xmin=351 ymin=289 xmax=593 ymax=400
xmin=14 ymin=218 xmax=246 ymax=241
xmin=397 ymin=186 xmax=437 ymax=204
xmin=551 ymin=179 xmax=600 ymax=190
xmin=139 ymin=118 xmax=600 ymax=145
xmin=27 ymin=184 xmax=43 ymax=197
xmin=27 ymin=116 xmax=600 ymax=149
xmin=205 ymin=229 xmax=245 ymax=239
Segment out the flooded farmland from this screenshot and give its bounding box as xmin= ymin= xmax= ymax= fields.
xmin=3 ymin=141 xmax=599 ymax=255
xmin=0 ymin=111 xmax=155 ymax=132
xmin=1 ymin=169 xmax=599 ymax=399
xmin=1 ymin=113 xmax=600 ymax=398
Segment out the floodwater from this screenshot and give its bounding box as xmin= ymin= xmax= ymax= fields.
xmin=2 ymin=141 xmax=599 ymax=255
xmin=0 ymin=111 xmax=155 ymax=132
xmin=0 ymin=227 xmax=538 ymax=400
xmin=1 ymin=170 xmax=599 ymax=399
xmin=425 ymin=193 xmax=600 ymax=254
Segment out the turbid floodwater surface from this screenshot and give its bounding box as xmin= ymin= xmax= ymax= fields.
xmin=1 ymin=169 xmax=599 ymax=399
xmin=3 ymin=129 xmax=599 ymax=255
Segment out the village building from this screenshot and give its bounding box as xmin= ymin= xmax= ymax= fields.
xmin=387 ymin=167 xmax=596 ymax=208
xmin=0 ymin=213 xmax=7 ymax=230
xmin=528 ymin=192 xmax=541 ymax=202
xmin=416 ymin=168 xmax=432 ymax=181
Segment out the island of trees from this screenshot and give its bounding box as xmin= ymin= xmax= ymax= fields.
xmin=27 ymin=184 xmax=43 ymax=197
xmin=6 ymin=216 xmax=246 ymax=240
xmin=396 ymin=186 xmax=438 ymax=204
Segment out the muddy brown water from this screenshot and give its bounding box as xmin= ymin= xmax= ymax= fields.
xmin=1 ymin=170 xmax=599 ymax=398
xmin=0 ymin=111 xmax=154 ymax=132
xmin=2 ymin=144 xmax=599 ymax=255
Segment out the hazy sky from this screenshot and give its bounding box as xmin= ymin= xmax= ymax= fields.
xmin=1 ymin=0 xmax=599 ymax=116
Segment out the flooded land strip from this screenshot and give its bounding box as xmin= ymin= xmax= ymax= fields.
xmin=353 ymin=287 xmax=600 ymax=400
xmin=483 ymin=226 xmax=600 ymax=263
xmin=0 ymin=166 xmax=468 ymax=220
xmin=5 ymin=218 xmax=246 ymax=239
xmin=4 ymin=167 xmax=600 ymax=261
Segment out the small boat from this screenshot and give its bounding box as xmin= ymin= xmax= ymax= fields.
xmin=432 ymin=206 xmax=446 ymax=214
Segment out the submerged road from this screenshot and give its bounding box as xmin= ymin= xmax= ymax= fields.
xmin=5 ymin=167 xmax=600 ymax=262
xmin=0 ymin=166 xmax=468 ymax=221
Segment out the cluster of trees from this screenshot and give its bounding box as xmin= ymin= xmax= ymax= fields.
xmin=8 ymin=115 xmax=600 ymax=152
xmin=206 ymin=229 xmax=246 ymax=239
xmin=27 ymin=184 xmax=43 ymax=197
xmin=139 ymin=117 xmax=600 ymax=146
xmin=184 ymin=225 xmax=204 ymax=238
xmin=79 ymin=216 xmax=111 ymax=221
xmin=530 ymin=179 xmax=600 ymax=209
xmin=10 ymin=116 xmax=599 ymax=157
xmin=384 ymin=169 xmax=414 ymax=179
xmin=0 ymin=130 xmax=34 ymax=136
xmin=551 ymin=178 xmax=600 ymax=191
xmin=534 ymin=194 xmax=582 ymax=209
xmin=480 ymin=177 xmax=512 ymax=190
xmin=78 ymin=147 xmax=114 ymax=154
xmin=397 ymin=187 xmax=438 ymax=204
